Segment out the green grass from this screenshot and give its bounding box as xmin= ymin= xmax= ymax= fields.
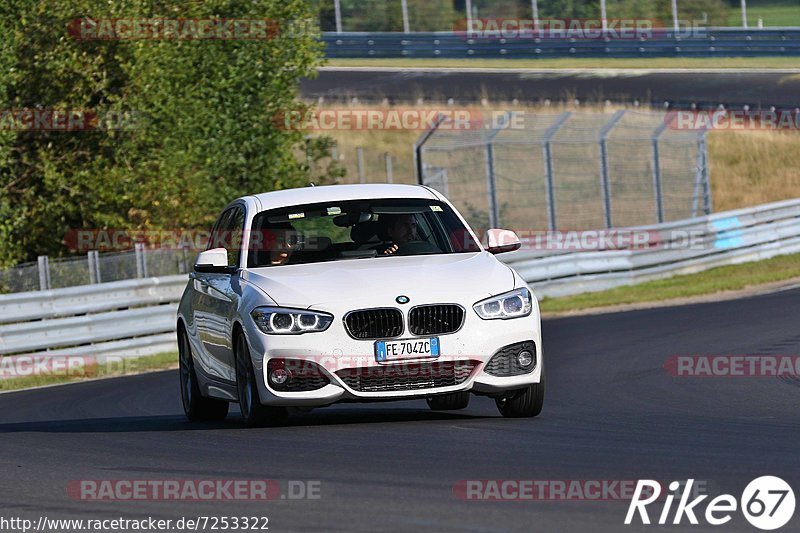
xmin=727 ymin=0 xmax=800 ymax=27
xmin=0 ymin=351 xmax=177 ymax=392
xmin=325 ymin=57 xmax=800 ymax=69
xmin=539 ymin=252 xmax=800 ymax=314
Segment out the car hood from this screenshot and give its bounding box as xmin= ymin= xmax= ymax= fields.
xmin=242 ymin=252 xmax=514 ymax=313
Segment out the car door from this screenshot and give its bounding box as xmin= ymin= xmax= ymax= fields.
xmin=191 ymin=205 xmax=245 ymax=383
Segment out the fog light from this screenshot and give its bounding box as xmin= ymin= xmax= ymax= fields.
xmin=269 ymin=367 xmax=291 ymax=386
xmin=517 ymin=350 xmax=534 ymax=368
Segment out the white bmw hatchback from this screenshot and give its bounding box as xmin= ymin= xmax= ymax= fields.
xmin=177 ymin=184 xmax=544 ymax=426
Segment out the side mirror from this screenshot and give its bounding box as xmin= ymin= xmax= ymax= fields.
xmin=194 ymin=248 xmax=234 ymax=274
xmin=486 ymin=228 xmax=522 ymax=254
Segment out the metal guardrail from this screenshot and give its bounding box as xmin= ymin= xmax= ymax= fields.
xmin=0 ymin=198 xmax=799 ymax=360
xmin=0 ymin=275 xmax=186 ymax=360
xmin=505 ymin=198 xmax=800 ymax=298
xmin=323 ymin=28 xmax=800 ymax=58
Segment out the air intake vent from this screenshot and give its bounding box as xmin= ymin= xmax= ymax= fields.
xmin=336 ymin=360 xmax=477 ymax=392
xmin=408 ymin=304 xmax=465 ymax=336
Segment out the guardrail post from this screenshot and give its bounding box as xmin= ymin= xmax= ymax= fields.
xmin=384 ymin=152 xmax=393 ymax=183
xmin=356 ymin=146 xmax=365 ymax=183
xmin=542 ymin=112 xmax=572 ymax=231
xmin=88 ymin=250 xmax=101 ymax=284
xmin=37 ymin=255 xmax=51 ymax=291
xmin=651 ymin=121 xmax=668 ymax=224
xmin=598 ymin=110 xmax=625 ymax=229
xmin=134 ymin=243 xmax=148 ymax=278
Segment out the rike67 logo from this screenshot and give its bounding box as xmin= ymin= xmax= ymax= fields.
xmin=626 ymin=477 xmax=795 ymax=530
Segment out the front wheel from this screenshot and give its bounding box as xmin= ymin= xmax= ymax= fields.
xmin=495 ymin=372 xmax=545 ymax=418
xmin=179 ymin=327 xmax=229 ymax=422
xmin=235 ymin=332 xmax=288 ymax=427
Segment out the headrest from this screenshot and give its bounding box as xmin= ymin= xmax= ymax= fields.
xmin=351 ymin=221 xmax=379 ymax=244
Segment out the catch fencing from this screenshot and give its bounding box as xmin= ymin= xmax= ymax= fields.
xmin=416 ymin=109 xmax=710 ymax=232
xmin=0 ymin=244 xmax=191 ymax=294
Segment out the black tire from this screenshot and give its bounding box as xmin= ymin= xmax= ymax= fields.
xmin=179 ymin=326 xmax=229 ymax=422
xmin=495 ymin=371 xmax=545 ymax=418
xmin=426 ymin=391 xmax=470 ymax=411
xmin=234 ymin=331 xmax=288 ymax=428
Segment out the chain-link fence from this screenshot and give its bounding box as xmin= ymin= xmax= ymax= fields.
xmin=0 ymin=245 xmax=192 ymax=294
xmin=417 ymin=110 xmax=710 ymax=232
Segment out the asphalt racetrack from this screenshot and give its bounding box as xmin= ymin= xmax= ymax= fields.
xmin=1 ymin=288 xmax=799 ymax=532
xmin=302 ymin=67 xmax=800 ymax=109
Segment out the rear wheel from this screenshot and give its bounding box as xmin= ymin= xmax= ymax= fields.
xmin=235 ymin=332 xmax=288 ymax=427
xmin=495 ymin=371 xmax=545 ymax=418
xmin=426 ymin=391 xmax=470 ymax=411
xmin=179 ymin=326 xmax=229 ymax=422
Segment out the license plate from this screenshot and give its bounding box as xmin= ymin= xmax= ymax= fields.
xmin=375 ymin=338 xmax=440 ymax=362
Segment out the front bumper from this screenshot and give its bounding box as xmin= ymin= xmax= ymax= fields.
xmin=244 ymin=308 xmax=542 ymax=407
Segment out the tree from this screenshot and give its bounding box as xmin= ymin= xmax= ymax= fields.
xmin=0 ymin=0 xmax=341 ymax=266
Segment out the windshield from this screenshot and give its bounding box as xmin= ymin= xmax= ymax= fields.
xmin=246 ymin=198 xmax=481 ymax=268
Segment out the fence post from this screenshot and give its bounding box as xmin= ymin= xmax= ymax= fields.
xmin=651 ymin=121 xmax=668 ymax=224
xmin=598 ymin=110 xmax=625 ymax=229
xmin=542 ymin=111 xmax=572 ymax=231
xmin=88 ymin=250 xmax=101 ymax=284
xmin=483 ymin=112 xmax=512 ymax=229
xmin=414 ymin=114 xmax=447 ymax=185
xmin=701 ymin=133 xmax=712 ymax=215
xmin=134 ymin=242 xmax=148 ymax=278
xmin=484 ymin=142 xmax=499 ymax=228
xmin=384 ymin=152 xmax=393 ymax=183
xmin=356 ymin=146 xmax=365 ymax=183
xmin=37 ymin=255 xmax=51 ymax=291
xmin=334 ymin=0 xmax=342 ymax=33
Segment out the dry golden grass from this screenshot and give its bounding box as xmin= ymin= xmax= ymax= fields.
xmin=708 ymin=129 xmax=800 ymax=212
xmin=320 ymin=103 xmax=800 ymax=216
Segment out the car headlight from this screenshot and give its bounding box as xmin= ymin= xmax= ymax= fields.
xmin=251 ymin=307 xmax=333 ymax=334
xmin=473 ymin=288 xmax=532 ymax=320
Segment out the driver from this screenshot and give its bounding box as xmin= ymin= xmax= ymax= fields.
xmin=381 ymin=214 xmax=419 ymax=255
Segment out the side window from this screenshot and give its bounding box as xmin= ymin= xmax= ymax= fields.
xmin=207 ymin=207 xmax=244 ymax=267
xmin=227 ymin=207 xmax=245 ymax=267
xmin=208 ymin=209 xmax=234 ymax=252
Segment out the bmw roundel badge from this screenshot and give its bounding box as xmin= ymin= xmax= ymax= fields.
xmin=396 ymin=295 xmax=410 ymax=304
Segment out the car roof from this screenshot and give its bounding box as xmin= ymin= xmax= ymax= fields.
xmin=249 ymin=183 xmax=440 ymax=212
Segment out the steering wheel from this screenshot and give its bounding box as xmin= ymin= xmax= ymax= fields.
xmin=393 ymin=240 xmax=442 ymax=256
